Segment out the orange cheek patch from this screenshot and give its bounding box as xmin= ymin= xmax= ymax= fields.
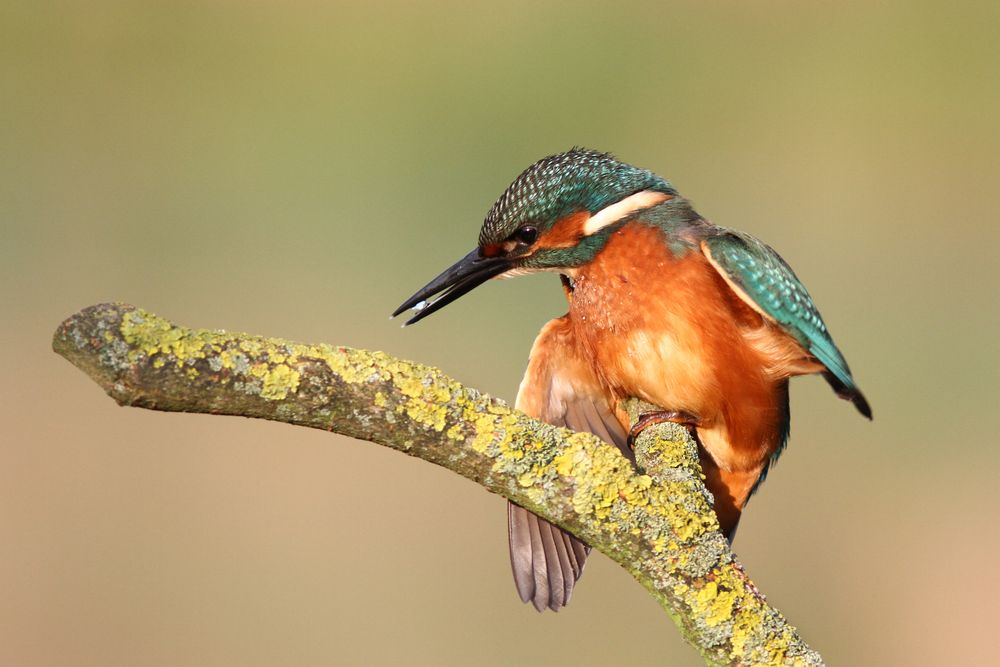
xmin=539 ymin=211 xmax=591 ymax=248
xmin=481 ymin=243 xmax=503 ymax=257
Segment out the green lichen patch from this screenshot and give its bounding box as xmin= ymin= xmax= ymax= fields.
xmin=119 ymin=308 xmax=304 ymax=402
xmin=258 ymin=363 xmax=301 ymax=400
xmin=551 ymin=425 xmax=716 ymax=551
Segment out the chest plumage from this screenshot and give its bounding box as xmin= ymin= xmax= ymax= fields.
xmin=566 ymin=221 xmax=793 ymax=473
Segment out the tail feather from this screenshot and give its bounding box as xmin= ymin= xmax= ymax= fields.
xmin=508 ymin=502 xmax=590 ymax=612
xmin=510 ymin=315 xmax=624 ymax=611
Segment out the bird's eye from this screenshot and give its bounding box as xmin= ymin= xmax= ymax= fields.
xmin=513 ymin=226 xmax=538 ymax=246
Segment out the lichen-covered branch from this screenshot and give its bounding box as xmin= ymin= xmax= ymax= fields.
xmin=53 ymin=303 xmax=823 ymax=667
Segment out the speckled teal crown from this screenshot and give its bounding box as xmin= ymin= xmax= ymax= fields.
xmin=479 ymin=148 xmax=677 ymax=246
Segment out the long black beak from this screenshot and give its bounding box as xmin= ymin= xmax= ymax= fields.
xmin=392 ymin=249 xmax=512 ymax=325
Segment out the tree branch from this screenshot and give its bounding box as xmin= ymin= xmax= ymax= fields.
xmin=52 ymin=303 xmax=823 ymax=667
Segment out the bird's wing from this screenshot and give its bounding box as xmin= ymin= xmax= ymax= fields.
xmin=509 ymin=315 xmax=631 ymax=612
xmin=701 ymin=230 xmax=871 ymax=418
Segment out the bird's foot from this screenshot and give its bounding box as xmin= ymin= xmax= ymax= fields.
xmin=627 ymin=410 xmax=701 ymax=450
xmin=732 ymin=559 xmax=766 ymax=601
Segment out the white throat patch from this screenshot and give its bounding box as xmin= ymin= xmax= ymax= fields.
xmin=581 ymin=190 xmax=672 ymax=237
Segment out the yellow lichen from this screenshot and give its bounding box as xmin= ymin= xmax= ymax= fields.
xmin=404 ymin=396 xmax=447 ymax=431
xmin=121 ymin=309 xmax=306 ymax=402
xmin=471 ymin=412 xmax=501 ymax=453
xmin=259 ymin=364 xmax=301 ymax=400
xmin=693 ymin=580 xmax=739 ymax=627
xmin=731 ymin=607 xmax=790 ymax=665
xmin=319 ymin=346 xmax=377 ymax=385
xmin=238 ymin=338 xmax=264 ymax=357
xmin=394 ymin=373 xmax=425 ymax=399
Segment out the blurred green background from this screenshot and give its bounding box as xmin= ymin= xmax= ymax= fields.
xmin=3 ymin=1 xmax=998 ymax=665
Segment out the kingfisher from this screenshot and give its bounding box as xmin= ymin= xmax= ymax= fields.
xmin=393 ymin=149 xmax=871 ymax=612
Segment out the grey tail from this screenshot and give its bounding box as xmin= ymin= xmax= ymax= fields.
xmin=508 ymin=315 xmax=632 ymax=611
xmin=508 ymin=502 xmax=590 ymax=612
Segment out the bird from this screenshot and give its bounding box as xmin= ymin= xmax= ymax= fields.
xmin=392 ymin=148 xmax=871 ymax=613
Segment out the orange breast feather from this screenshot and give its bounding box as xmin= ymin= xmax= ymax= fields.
xmin=565 ymin=222 xmax=795 ymax=535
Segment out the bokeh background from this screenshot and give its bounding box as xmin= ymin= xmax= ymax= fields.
xmin=3 ymin=1 xmax=998 ymax=665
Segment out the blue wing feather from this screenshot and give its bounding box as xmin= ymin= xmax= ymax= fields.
xmin=703 ymin=230 xmax=871 ymax=419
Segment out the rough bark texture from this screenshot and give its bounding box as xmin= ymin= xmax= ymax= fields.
xmin=53 ymin=303 xmax=823 ymax=667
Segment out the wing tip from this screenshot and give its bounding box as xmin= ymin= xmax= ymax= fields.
xmin=824 ymin=372 xmax=872 ymax=420
xmin=853 ymin=390 xmax=873 ymax=420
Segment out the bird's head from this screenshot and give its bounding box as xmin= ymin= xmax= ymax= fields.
xmin=394 ymin=149 xmax=677 ymax=324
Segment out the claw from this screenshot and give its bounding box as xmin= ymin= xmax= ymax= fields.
xmin=627 ymin=410 xmax=701 ymax=450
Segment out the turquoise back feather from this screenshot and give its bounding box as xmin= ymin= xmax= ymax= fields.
xmin=703 ymin=230 xmax=871 ymax=419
